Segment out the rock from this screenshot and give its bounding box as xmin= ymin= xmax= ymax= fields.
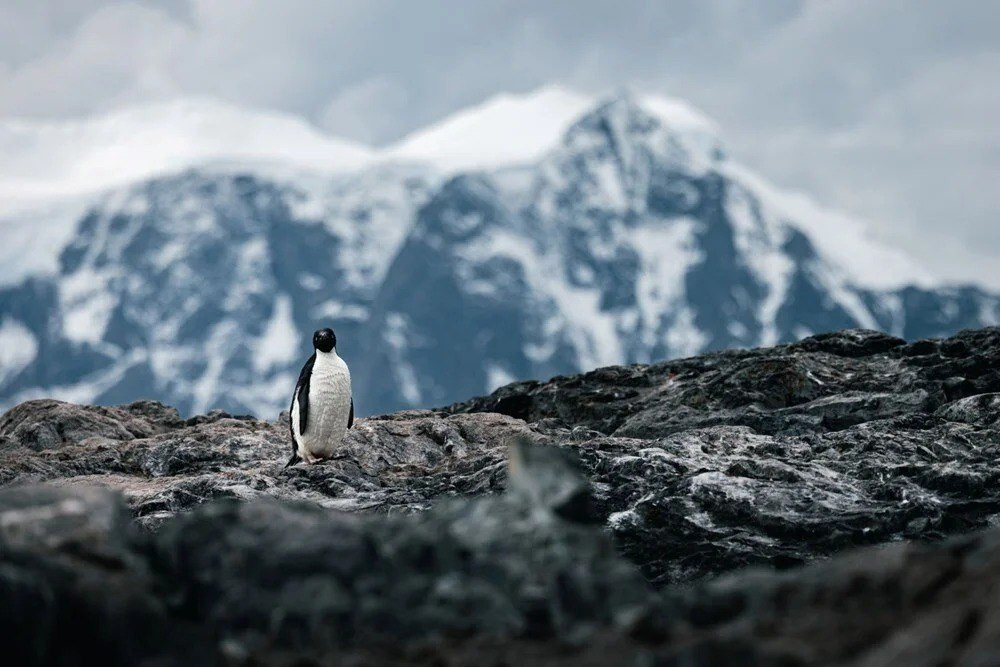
xmin=0 ymin=399 xmax=184 ymax=452
xmin=2 ymin=327 xmax=1000 ymax=663
xmin=0 ymin=485 xmax=212 ymax=667
xmin=0 ymin=448 xmax=659 ymax=665
xmin=655 ymin=526 xmax=1000 ymax=666
xmin=935 ymin=393 xmax=1000 ymax=426
xmin=0 ymin=402 xmax=533 ymax=528
xmin=449 ymin=327 xmax=1000 ymax=438
xmin=3 ymin=453 xmax=1000 ymax=665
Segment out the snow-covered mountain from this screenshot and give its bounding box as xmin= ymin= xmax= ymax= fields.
xmin=1 ymin=88 xmax=996 ymax=416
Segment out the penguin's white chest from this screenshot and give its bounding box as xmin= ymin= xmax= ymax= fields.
xmin=292 ymin=352 xmax=351 ymax=463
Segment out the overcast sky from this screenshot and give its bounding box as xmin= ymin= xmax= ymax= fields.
xmin=1 ymin=0 xmax=998 ymax=285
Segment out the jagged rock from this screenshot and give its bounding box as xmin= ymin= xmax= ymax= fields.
xmin=0 ymin=401 xmax=532 ymax=528
xmin=0 ymin=399 xmax=184 ymax=451
xmin=935 ymin=392 xmax=1000 ymax=426
xmin=446 ymin=327 xmax=1000 ymax=584
xmin=3 ymin=454 xmax=1000 ymax=665
xmin=1 ymin=328 xmax=1000 ymax=663
xmin=448 ymin=327 xmax=1000 ymax=439
xmin=654 ymin=525 xmax=1000 ymax=666
xmin=0 ymin=449 xmax=659 ymax=666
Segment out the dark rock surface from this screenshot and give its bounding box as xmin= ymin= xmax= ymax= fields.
xmin=1 ymin=402 xmax=530 ymax=529
xmin=450 ymin=326 xmax=1000 ymax=584
xmin=1 ymin=327 xmax=1000 ymax=664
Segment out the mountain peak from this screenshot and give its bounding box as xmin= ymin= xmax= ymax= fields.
xmin=0 ymin=86 xmax=724 ymax=206
xmin=383 ymin=86 xmax=725 ymax=174
xmin=383 ymin=85 xmax=594 ymax=172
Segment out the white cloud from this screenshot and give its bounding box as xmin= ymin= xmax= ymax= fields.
xmin=0 ymin=3 xmax=188 ymax=117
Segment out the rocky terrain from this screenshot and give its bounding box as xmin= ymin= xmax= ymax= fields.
xmin=1 ymin=327 xmax=999 ymax=665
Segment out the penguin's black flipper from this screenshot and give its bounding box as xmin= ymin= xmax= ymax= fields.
xmin=348 ymin=398 xmax=354 ymax=429
xmin=287 ymin=353 xmax=316 ymax=466
xmin=295 ymin=353 xmax=315 ymax=436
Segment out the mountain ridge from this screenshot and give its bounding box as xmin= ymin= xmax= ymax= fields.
xmin=0 ymin=90 xmax=996 ymax=416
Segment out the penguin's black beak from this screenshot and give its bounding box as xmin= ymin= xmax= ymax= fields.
xmin=312 ymin=328 xmax=336 ymax=353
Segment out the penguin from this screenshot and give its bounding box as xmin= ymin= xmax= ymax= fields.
xmin=285 ymin=327 xmax=354 ymax=467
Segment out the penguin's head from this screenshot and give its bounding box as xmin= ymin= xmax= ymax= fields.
xmin=313 ymin=328 xmax=337 ymax=353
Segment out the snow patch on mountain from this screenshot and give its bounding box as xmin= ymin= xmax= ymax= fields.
xmin=0 ymin=318 xmax=37 ymax=384
xmin=721 ymin=162 xmax=932 ymax=290
xmin=384 ymin=86 xmax=594 ymax=171
xmin=383 ymin=86 xmax=724 ymax=174
xmin=59 ymin=267 xmax=116 ymax=345
xmin=384 ymin=312 xmax=423 ymax=405
xmin=254 ymin=295 xmax=298 ymax=373
xmin=631 ymin=217 xmax=704 ymax=349
xmin=0 ymin=197 xmax=91 ymax=287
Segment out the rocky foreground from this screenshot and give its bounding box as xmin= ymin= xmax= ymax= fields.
xmin=1 ymin=327 xmax=999 ymax=665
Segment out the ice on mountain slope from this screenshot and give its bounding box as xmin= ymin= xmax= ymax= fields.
xmin=254 ymin=295 xmax=298 ymax=373
xmin=59 ymin=267 xmax=118 ymax=346
xmin=723 ymin=182 xmax=793 ymax=346
xmin=630 ymin=218 xmax=705 ymax=352
xmin=383 ymin=86 xmax=595 ymax=171
xmin=284 ymin=164 xmax=437 ymax=294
